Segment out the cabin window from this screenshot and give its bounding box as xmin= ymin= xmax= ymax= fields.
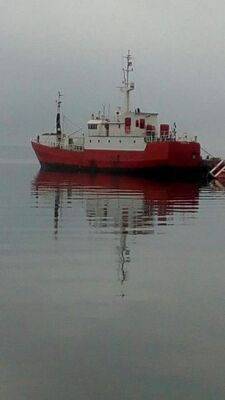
xmin=108 ymin=140 xmax=111 ymax=143
xmin=89 ymin=140 xmax=92 ymax=143
xmin=133 ymin=140 xmax=136 ymax=143
xmin=140 ymin=119 xmax=145 ymax=129
xmin=135 ymin=120 xmax=139 ymax=127
xmin=88 ymin=124 xmax=98 ymax=129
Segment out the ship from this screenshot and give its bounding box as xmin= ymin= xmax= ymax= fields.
xmin=31 ymin=51 xmax=202 ymax=176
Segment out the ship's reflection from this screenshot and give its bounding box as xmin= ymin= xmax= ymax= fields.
xmin=31 ymin=171 xmax=200 ymax=296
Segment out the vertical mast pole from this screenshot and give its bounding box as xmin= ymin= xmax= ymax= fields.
xmin=121 ymin=50 xmax=134 ymax=113
xmin=126 ymin=50 xmax=130 ymax=112
xmin=56 ymin=91 xmax=62 ymax=137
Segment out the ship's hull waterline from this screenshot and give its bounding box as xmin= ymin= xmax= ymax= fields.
xmin=32 ymin=140 xmax=202 ymax=177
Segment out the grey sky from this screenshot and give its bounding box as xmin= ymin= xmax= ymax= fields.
xmin=1 ymin=0 xmax=225 ymax=155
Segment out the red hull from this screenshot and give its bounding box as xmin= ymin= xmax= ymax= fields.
xmin=31 ymin=140 xmax=201 ymax=172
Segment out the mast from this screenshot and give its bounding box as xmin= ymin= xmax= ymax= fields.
xmin=56 ymin=91 xmax=62 ymax=137
xmin=120 ymin=50 xmax=134 ymax=113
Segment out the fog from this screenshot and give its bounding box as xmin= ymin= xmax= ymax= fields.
xmin=1 ymin=0 xmax=225 ymax=156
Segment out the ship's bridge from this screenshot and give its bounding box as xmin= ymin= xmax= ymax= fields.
xmin=87 ymin=118 xmax=111 ymax=137
xmin=87 ymin=119 xmax=103 ymax=130
xmin=87 ymin=111 xmax=159 ymax=138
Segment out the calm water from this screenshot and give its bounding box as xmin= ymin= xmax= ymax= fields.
xmin=0 ymin=145 xmax=225 ymax=399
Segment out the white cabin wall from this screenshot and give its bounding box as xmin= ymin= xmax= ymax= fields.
xmin=84 ymin=136 xmax=146 ymax=151
xmin=87 ymin=113 xmax=159 ymax=137
xmin=121 ymin=112 xmax=159 ymax=137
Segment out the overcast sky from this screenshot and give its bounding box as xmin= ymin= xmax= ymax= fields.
xmin=1 ymin=0 xmax=225 ymax=155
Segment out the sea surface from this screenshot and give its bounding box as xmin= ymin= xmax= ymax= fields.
xmin=0 ymin=145 xmax=225 ymax=400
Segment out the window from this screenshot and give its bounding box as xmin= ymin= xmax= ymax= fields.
xmin=88 ymin=124 xmax=97 ymax=129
